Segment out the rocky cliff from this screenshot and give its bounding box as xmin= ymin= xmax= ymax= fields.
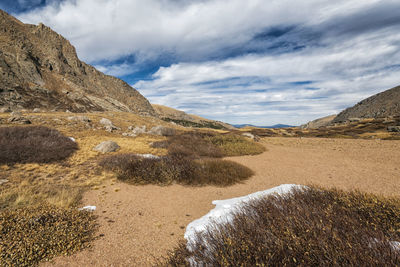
xmin=333 ymin=85 xmax=400 ymax=123
xmin=0 ymin=10 xmax=155 ymax=115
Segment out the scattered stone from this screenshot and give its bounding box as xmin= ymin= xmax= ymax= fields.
xmin=10 ymin=111 xmax=22 ymax=116
xmin=32 ymin=108 xmax=41 ymax=113
xmin=94 ymin=141 xmax=120 ymax=153
xmin=148 ymin=125 xmax=176 ymax=136
xmin=242 ymin=132 xmax=255 ymax=139
xmin=8 ymin=115 xmax=31 ymax=124
xmin=131 ymin=125 xmax=146 ymax=135
xmin=0 ymin=179 xmax=9 ymax=185
xmin=100 ymin=118 xmax=119 ymax=132
xmin=78 ymin=206 xmax=96 ymax=212
xmin=0 ymin=107 xmax=11 ymax=113
xmin=100 ymin=118 xmax=113 ymax=126
xmin=66 ymin=110 xmax=72 ymax=113
xmin=388 ymin=126 xmax=400 ymax=132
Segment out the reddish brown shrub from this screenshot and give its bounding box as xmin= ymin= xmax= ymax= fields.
xmin=0 ymin=126 xmax=77 ymax=164
xmin=163 ymin=187 xmax=400 ymax=266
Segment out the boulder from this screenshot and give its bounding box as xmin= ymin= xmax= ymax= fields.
xmin=100 ymin=118 xmax=113 ymax=126
xmin=67 ymin=116 xmax=91 ymax=123
xmin=93 ymin=141 xmax=120 ymax=153
xmin=148 ymin=125 xmax=176 ymax=136
xmin=132 ymin=125 xmax=147 ymax=135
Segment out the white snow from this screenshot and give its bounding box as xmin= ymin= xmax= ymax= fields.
xmin=78 ymin=205 xmax=96 ymax=212
xmin=135 ymin=154 xmax=160 ymax=159
xmin=184 ymin=184 xmax=305 ymax=247
xmin=69 ymin=137 xmax=76 ymax=142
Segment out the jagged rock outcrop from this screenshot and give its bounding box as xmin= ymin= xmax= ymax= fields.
xmin=333 ymin=86 xmax=400 ymax=123
xmin=0 ymin=10 xmax=156 ymax=115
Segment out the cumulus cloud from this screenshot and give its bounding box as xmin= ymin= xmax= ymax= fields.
xmin=14 ymin=0 xmax=400 ymax=125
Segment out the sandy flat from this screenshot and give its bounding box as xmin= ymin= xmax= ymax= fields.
xmin=44 ymin=137 xmax=400 ymax=266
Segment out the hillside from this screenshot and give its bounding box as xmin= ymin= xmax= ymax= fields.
xmin=300 ymin=114 xmax=336 ymax=129
xmin=333 ymin=85 xmax=400 ymax=123
xmin=152 ymin=104 xmax=235 ymax=130
xmin=0 ymin=10 xmax=155 ymax=115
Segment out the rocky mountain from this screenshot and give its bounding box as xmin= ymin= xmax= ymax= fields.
xmin=0 ymin=10 xmax=155 ymax=115
xmin=152 ymin=104 xmax=235 ymax=130
xmin=333 ymin=85 xmax=400 ymax=123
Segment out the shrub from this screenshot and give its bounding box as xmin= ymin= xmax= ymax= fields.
xmin=0 ymin=206 xmax=97 ymax=266
xmin=99 ymin=154 xmax=253 ymax=186
xmin=0 ymin=126 xmax=77 ymax=164
xmin=152 ymin=132 xmax=224 ymax=158
xmin=163 ymin=187 xmax=400 ymax=266
xmin=152 ymin=132 xmax=265 ymax=158
xmin=207 ymin=134 xmax=266 ymax=156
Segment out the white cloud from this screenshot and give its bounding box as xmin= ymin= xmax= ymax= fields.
xmin=15 ymin=0 xmax=400 ymax=125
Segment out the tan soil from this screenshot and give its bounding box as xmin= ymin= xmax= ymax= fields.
xmin=44 ymin=137 xmax=400 ymax=266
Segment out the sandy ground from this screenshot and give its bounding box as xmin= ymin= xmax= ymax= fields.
xmin=44 ymin=137 xmax=400 ymax=266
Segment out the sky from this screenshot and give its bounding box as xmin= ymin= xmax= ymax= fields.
xmin=1 ymin=0 xmax=400 ymax=126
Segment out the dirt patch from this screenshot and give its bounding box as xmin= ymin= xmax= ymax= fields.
xmin=44 ymin=137 xmax=400 ymax=266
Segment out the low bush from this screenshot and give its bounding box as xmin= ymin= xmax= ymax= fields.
xmin=0 ymin=126 xmax=77 ymax=164
xmin=0 ymin=206 xmax=97 ymax=266
xmin=163 ymin=187 xmax=400 ymax=266
xmin=152 ymin=132 xmax=265 ymax=158
xmin=207 ymin=134 xmax=266 ymax=156
xmin=99 ymin=154 xmax=253 ymax=186
xmin=152 ymin=132 xmax=224 ymax=158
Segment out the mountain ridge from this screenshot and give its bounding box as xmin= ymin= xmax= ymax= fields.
xmin=0 ymin=10 xmax=156 ymax=116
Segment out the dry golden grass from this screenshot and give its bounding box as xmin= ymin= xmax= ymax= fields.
xmin=0 ymin=111 xmax=171 ymax=210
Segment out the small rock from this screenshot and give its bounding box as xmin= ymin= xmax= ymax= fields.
xmin=69 ymin=137 xmax=76 ymax=142
xmin=10 ymin=111 xmax=22 ymax=116
xmin=66 ymin=110 xmax=72 ymax=113
xmin=388 ymin=126 xmax=400 ymax=132
xmin=78 ymin=206 xmax=96 ymax=211
xmin=131 ymin=126 xmax=146 ymax=135
xmin=0 ymin=179 xmax=9 ymax=185
xmin=94 ymin=141 xmax=120 ymax=153
xmin=100 ymin=118 xmax=113 ymax=126
xmin=0 ymin=107 xmax=11 ymax=113
xmin=148 ymin=125 xmax=176 ymax=136
xmin=8 ymin=115 xmax=31 ymax=124
xmin=67 ymin=116 xmax=91 ymax=123
xmin=32 ymin=108 xmax=41 ymax=113
xmin=242 ymin=132 xmax=255 ymax=139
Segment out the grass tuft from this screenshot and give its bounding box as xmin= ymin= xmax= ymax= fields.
xmin=163 ymin=187 xmax=400 ymax=266
xmin=0 ymin=206 xmax=97 ymax=267
xmin=0 ymin=126 xmax=77 ymax=164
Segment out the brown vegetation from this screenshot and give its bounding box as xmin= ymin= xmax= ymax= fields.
xmin=163 ymin=187 xmax=400 ymax=266
xmin=99 ymin=154 xmax=253 ymax=186
xmin=0 ymin=206 xmax=98 ymax=267
xmin=0 ymin=126 xmax=77 ymax=164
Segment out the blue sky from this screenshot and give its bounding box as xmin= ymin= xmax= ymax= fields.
xmin=2 ymin=0 xmax=400 ymax=125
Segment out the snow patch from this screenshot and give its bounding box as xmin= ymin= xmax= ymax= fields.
xmin=184 ymin=184 xmax=305 ymax=247
xmin=69 ymin=137 xmax=76 ymax=142
xmin=135 ymin=154 xmax=160 ymax=159
xmin=78 ymin=205 xmax=96 ymax=212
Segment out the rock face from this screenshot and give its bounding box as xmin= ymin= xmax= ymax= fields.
xmin=0 ymin=10 xmax=156 ymax=116
xmin=333 ymin=86 xmax=400 ymax=123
